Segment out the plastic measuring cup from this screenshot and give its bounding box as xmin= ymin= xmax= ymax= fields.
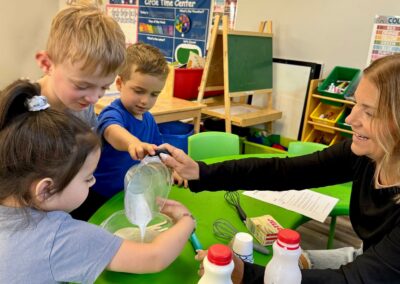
xmin=124 ymin=155 xmax=172 ymax=241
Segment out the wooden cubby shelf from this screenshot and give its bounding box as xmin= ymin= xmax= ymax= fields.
xmin=301 ymin=79 xmax=354 ymax=145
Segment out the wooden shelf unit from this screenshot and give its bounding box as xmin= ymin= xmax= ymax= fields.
xmin=301 ymin=79 xmax=355 ymax=144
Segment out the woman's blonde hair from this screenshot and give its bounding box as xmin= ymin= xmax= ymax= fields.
xmin=363 ymin=54 xmax=400 ymax=195
xmin=47 ymin=3 xmax=126 ymax=76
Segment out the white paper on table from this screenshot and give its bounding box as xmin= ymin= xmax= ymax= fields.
xmin=243 ymin=189 xmax=339 ymax=223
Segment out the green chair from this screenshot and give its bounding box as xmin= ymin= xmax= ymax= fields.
xmin=188 ymin=131 xmax=240 ymax=160
xmin=288 ymin=141 xmax=352 ymax=249
xmin=287 ymin=141 xmax=327 ymax=155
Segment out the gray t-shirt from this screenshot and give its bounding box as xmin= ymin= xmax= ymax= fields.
xmin=0 ymin=206 xmax=122 ymax=283
xmin=72 ymin=104 xmax=98 ymax=129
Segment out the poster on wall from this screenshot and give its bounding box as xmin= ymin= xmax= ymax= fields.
xmin=213 ymin=0 xmax=238 ymax=29
xmin=106 ymin=3 xmax=139 ymax=46
xmin=137 ymin=0 xmax=212 ymax=64
xmin=109 ymin=0 xmax=137 ymax=4
xmin=366 ymin=15 xmax=400 ymax=66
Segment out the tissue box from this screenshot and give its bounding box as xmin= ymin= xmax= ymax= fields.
xmin=246 ymin=215 xmax=283 ymax=246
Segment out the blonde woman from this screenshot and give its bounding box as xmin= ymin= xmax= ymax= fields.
xmin=161 ymin=53 xmax=400 ymax=283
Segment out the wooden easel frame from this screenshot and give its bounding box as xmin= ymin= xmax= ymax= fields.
xmin=197 ymin=15 xmax=282 ymax=133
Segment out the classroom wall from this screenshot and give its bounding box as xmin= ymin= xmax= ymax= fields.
xmin=0 ymin=1 xmax=59 ymax=89
xmin=235 ymin=0 xmax=400 ymax=77
xmin=2 ymin=1 xmax=399 ymax=89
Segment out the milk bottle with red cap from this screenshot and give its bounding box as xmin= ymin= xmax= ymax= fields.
xmin=264 ymin=229 xmax=302 ymax=284
xmin=198 ymin=244 xmax=234 ymax=284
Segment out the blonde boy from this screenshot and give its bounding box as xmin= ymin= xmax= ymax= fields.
xmin=92 ymin=42 xmax=169 ymax=199
xmin=35 ymin=3 xmax=126 ymax=127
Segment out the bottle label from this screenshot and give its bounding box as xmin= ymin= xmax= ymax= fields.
xmin=233 ymin=252 xmax=254 ymax=263
xmin=276 ymin=240 xmax=299 ymax=250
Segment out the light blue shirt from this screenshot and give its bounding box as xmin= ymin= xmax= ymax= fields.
xmin=0 ymin=206 xmax=122 ymax=283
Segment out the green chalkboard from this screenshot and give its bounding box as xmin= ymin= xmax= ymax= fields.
xmin=227 ymin=34 xmax=273 ymax=92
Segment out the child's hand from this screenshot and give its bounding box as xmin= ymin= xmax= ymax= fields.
xmin=128 ymin=142 xmax=157 ymax=160
xmin=172 ymin=170 xmax=188 ymax=188
xmin=160 ymin=199 xmax=192 ymax=222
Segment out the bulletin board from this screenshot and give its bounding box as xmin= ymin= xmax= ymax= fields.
xmin=137 ymin=0 xmax=213 ymax=63
xmin=105 ymin=0 xmax=213 ymax=64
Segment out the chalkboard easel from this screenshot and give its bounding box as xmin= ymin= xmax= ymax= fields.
xmin=197 ymin=15 xmax=282 ymax=133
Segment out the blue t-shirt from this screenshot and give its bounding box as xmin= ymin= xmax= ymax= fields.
xmin=93 ymin=99 xmax=163 ymax=198
xmin=0 ymin=206 xmax=122 ymax=283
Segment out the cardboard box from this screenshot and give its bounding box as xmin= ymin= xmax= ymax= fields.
xmin=246 ymin=215 xmax=283 ymax=246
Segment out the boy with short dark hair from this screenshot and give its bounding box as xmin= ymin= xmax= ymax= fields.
xmin=92 ymin=42 xmax=170 ymax=199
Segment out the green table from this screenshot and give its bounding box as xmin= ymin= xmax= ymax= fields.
xmin=89 ymin=153 xmax=349 ymax=283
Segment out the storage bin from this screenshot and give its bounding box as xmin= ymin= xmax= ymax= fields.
xmin=173 ymin=68 xmax=223 ymax=100
xmin=305 ymin=129 xmax=340 ymax=146
xmin=158 ymin=121 xmax=194 ymax=153
xmin=310 ymin=102 xmax=345 ymax=134
xmin=317 ymin=66 xmax=361 ymax=106
xmin=244 ymin=132 xmax=297 ymax=154
xmin=243 ymin=139 xmax=287 ymax=154
xmin=336 ymin=107 xmax=353 ymax=138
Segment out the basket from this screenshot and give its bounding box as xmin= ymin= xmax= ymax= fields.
xmin=305 ymin=129 xmax=340 ymax=146
xmin=158 ymin=121 xmax=194 ymax=153
xmin=173 ymin=68 xmax=222 ymax=100
xmin=317 ymin=66 xmax=361 ymax=106
xmin=244 ymin=132 xmax=296 ymax=154
xmin=310 ymin=103 xmax=345 ymax=134
xmin=336 ymin=107 xmax=353 ymax=138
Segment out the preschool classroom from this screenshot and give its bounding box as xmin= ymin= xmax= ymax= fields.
xmin=2 ymin=0 xmax=400 ymax=283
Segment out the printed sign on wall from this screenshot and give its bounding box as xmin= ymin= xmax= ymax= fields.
xmin=213 ymin=0 xmax=237 ymax=29
xmin=106 ymin=3 xmax=139 ymax=46
xmin=366 ymin=15 xmax=400 ymax=65
xmin=137 ymin=0 xmax=212 ymax=64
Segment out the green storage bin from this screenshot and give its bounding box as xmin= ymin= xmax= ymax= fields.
xmin=336 ymin=107 xmax=353 ymax=138
xmin=243 ymin=140 xmax=287 ymax=154
xmin=243 ymin=132 xmax=297 ymax=154
xmin=238 ymin=136 xmax=245 ymax=154
xmin=318 ymin=66 xmax=361 ymax=106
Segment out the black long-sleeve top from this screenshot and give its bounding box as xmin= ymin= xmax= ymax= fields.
xmin=188 ymin=139 xmax=400 ymax=283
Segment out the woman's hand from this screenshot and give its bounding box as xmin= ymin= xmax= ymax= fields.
xmin=172 ymin=170 xmax=188 ymax=188
xmin=158 ymin=143 xmax=200 ymax=180
xmin=194 ymin=249 xmax=245 ymax=284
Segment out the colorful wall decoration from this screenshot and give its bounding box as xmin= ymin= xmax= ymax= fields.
xmin=106 ymin=0 xmax=213 ymax=64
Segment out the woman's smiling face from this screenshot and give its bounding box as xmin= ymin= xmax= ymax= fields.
xmin=345 ymin=76 xmax=384 ymax=161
